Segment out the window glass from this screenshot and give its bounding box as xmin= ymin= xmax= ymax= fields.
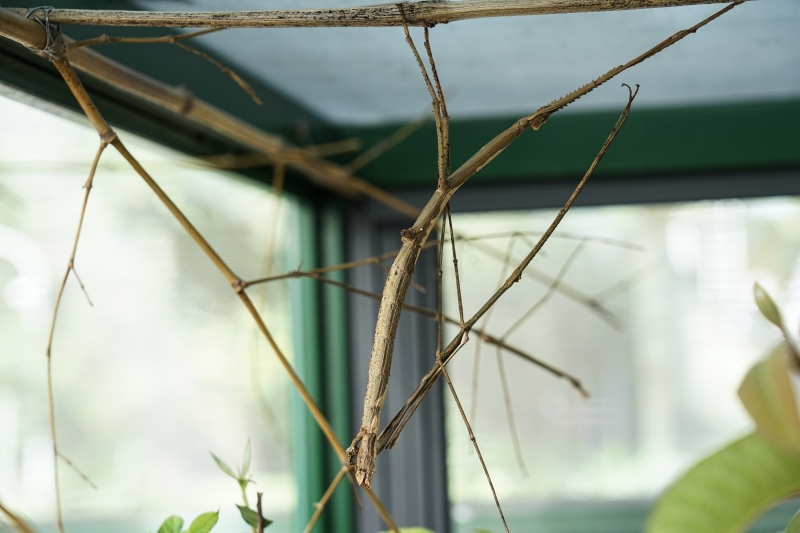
xmin=0 ymin=91 xmax=299 ymax=533
xmin=443 ymin=198 xmax=800 ymax=531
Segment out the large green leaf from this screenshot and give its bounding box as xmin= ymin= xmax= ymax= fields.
xmin=187 ymin=511 xmax=218 ymax=533
xmin=645 ymin=432 xmax=800 ymax=533
xmin=738 ymin=342 xmax=800 ymax=452
xmin=236 ymin=504 xmax=272 ymax=529
xmin=785 ymin=508 xmax=800 ymax=533
xmin=158 ymin=516 xmax=184 ymax=533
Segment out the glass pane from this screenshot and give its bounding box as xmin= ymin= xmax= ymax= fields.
xmin=443 ymin=198 xmax=800 ymax=531
xmin=0 ymin=91 xmax=301 ymax=532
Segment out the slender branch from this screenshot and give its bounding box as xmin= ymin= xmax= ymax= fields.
xmin=57 ymin=451 xmax=98 ymax=489
xmin=8 ymin=0 xmax=743 ymax=28
xmin=0 ymin=501 xmax=36 ymax=533
xmin=346 ymin=113 xmax=428 ymax=173
xmin=43 ymin=140 xmax=107 ymax=533
xmin=256 ymin=492 xmax=264 ymax=533
xmin=303 ymin=466 xmax=350 ymax=533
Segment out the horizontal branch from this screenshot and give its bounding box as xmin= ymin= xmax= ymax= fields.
xmin=0 ymin=8 xmax=421 ymax=216
xmin=9 ymin=0 xmax=740 ymax=28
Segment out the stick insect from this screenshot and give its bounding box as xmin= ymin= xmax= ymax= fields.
xmin=347 ymin=2 xmax=741 ymax=492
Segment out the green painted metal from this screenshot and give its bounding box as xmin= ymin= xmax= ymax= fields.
xmin=290 ymin=197 xmax=326 ymax=533
xmin=319 ymin=200 xmax=354 ymax=533
xmin=341 ymin=99 xmax=800 ymax=188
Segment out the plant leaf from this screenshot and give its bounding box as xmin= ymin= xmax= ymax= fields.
xmin=739 ymin=342 xmax=800 ymax=453
xmin=236 ymin=504 xmax=272 ymax=529
xmin=157 ymin=516 xmax=184 ymax=533
xmin=210 ymin=452 xmax=237 ymax=479
xmin=241 ymin=439 xmax=251 ymax=477
xmin=754 ymin=282 xmax=784 ymax=329
xmin=785 ymin=508 xmax=800 ymax=533
xmin=645 ymin=432 xmax=800 ymax=533
xmin=187 ymin=512 xmax=218 ymax=533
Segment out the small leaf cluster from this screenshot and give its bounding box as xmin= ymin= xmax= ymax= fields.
xmin=158 ymin=513 xmax=218 ymax=533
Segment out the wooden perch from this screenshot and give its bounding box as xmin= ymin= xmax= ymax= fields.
xmin=8 ymin=0 xmax=741 ymax=28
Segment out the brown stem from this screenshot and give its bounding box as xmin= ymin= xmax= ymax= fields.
xmin=46 ymin=50 xmax=399 ymax=533
xmin=43 ymin=139 xmax=107 ymax=533
xmin=303 ymin=466 xmax=349 ymax=533
xmin=0 ymin=500 xmax=36 ymax=533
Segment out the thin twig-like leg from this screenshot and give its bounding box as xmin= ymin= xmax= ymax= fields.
xmin=501 ymin=240 xmax=588 ymax=341
xmin=495 ymin=346 xmax=528 ymax=477
xmin=68 ymin=28 xmax=261 ymax=104
xmin=437 ymin=208 xmax=510 ymax=533
xmin=469 ymin=231 xmax=523 ymax=425
xmin=44 ymin=140 xmax=107 ymax=533
xmin=379 ymin=85 xmax=639 ymax=453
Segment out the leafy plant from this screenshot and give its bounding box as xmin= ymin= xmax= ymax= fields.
xmin=646 ymin=283 xmax=800 ymax=533
xmin=157 ymin=512 xmax=218 ymax=533
xmin=211 ymin=440 xmax=272 ymax=531
xmin=156 ymin=441 xmax=271 ymax=533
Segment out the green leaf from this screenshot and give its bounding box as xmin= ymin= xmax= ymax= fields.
xmin=236 ymin=504 xmax=272 ymax=529
xmin=738 ymin=342 xmax=800 ymax=453
xmin=187 ymin=512 xmax=218 ymax=533
xmin=210 ymin=452 xmax=237 ymax=479
xmin=645 ymin=432 xmax=800 ymax=533
xmin=157 ymin=516 xmax=184 ymax=533
xmin=241 ymin=439 xmax=251 ymax=477
xmin=755 ymin=283 xmax=784 ymax=329
xmin=786 ymin=508 xmax=800 ymax=533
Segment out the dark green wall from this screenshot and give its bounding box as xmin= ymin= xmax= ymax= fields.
xmin=341 ymin=99 xmax=800 ymax=188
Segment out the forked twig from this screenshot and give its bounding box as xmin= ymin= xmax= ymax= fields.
xmin=44 ymin=140 xmax=107 ymax=533
xmin=58 ymin=451 xmax=98 ymax=489
xmin=303 ymin=466 xmax=350 ymax=533
xmin=69 ymin=27 xmax=261 ymax=104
